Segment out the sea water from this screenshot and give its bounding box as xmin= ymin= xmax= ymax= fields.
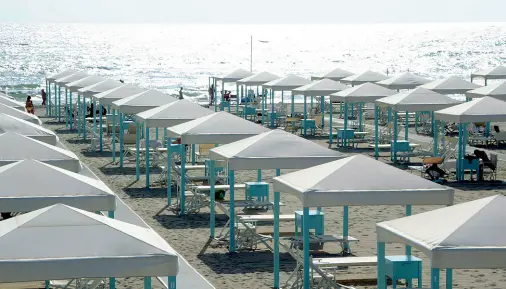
xmin=0 ymin=22 xmax=505 ymax=105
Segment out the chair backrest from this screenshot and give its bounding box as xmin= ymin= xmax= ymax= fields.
xmin=199 ymin=143 xmax=215 ymax=156
xmin=490 ymin=153 xmax=498 ymax=166
xmin=495 ymin=132 xmax=506 ymax=140
xmin=314 ymin=115 xmax=323 ymax=127
xmin=128 ymin=124 xmax=136 ymax=134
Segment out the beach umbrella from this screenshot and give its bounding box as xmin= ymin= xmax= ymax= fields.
xmin=376 ymin=72 xmax=432 ymax=90
xmin=0 ymin=114 xmax=58 ymax=145
xmin=0 ymin=103 xmax=41 ymax=125
xmin=421 ymin=76 xmax=482 ymax=95
xmin=340 ymin=70 xmax=388 ymax=86
xmin=236 ymin=71 xmax=280 ymax=115
xmin=471 ymin=65 xmax=506 ymax=85
xmin=465 ymin=80 xmax=506 ymax=100
xmin=311 ymin=67 xmax=354 ymax=81
xmin=0 ymin=94 xmax=24 ymax=111
xmin=213 ymin=68 xmax=254 ymax=112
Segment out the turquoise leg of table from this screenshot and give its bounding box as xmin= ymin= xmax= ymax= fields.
xmin=302 ymin=207 xmax=310 ymax=289
xmin=146 ymin=126 xmax=150 ymax=188
xmin=431 ymin=268 xmax=440 ymax=289
xmin=228 ymin=170 xmax=236 ymax=252
xmin=119 ymin=113 xmax=124 ymax=167
xmin=210 ymin=160 xmax=216 ymax=238
xmin=136 ymin=122 xmax=140 ymax=181
xmin=446 ymin=269 xmax=452 ymax=289
xmin=167 ymin=139 xmax=172 ymax=206
xmin=180 ymin=146 xmax=186 ymax=215
xmin=343 ymin=205 xmax=349 ymax=252
xmin=377 ymin=242 xmax=386 ymax=289
xmin=99 ymin=104 xmax=103 ymax=151
xmin=144 ymin=277 xmax=151 ymax=289
xmin=273 ymin=184 xmax=281 ymax=288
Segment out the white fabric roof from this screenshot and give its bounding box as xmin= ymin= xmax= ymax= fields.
xmin=311 ymin=68 xmax=354 ymax=81
xmin=434 ymin=96 xmax=506 ymax=123
xmin=0 ymin=133 xmax=81 ymax=172
xmin=375 ymin=87 xmax=461 ymax=112
xmin=66 ymin=76 xmax=107 ymax=93
xmin=54 ymin=72 xmax=89 ymax=86
xmin=292 ymin=79 xmax=349 ymax=96
xmin=136 ymin=99 xmax=214 ymax=128
xmin=92 ymin=84 xmax=147 ymax=105
xmin=465 ymin=80 xmax=506 ymax=100
xmin=237 ymin=71 xmax=280 ymax=86
xmin=46 ymin=69 xmax=79 ymax=83
xmin=0 ymin=94 xmax=26 ymax=111
xmin=421 ymin=76 xmax=482 ymax=95
xmin=166 ymin=111 xmax=270 ymax=144
xmin=340 ymin=70 xmax=388 ymax=86
xmin=273 ymin=154 xmax=454 ymax=208
xmin=0 ymin=114 xmax=58 ymax=145
xmin=330 ymin=82 xmax=396 ymax=103
xmin=77 ymin=79 xmax=124 ymax=98
xmin=0 ymin=160 xmax=115 ymax=212
xmin=209 ymin=129 xmax=345 ymax=170
xmin=112 ymin=89 xmax=177 ymax=115
xmin=377 ymin=195 xmax=506 ymax=269
xmin=376 ymin=72 xmax=432 ymax=90
xmin=0 ymin=103 xmax=41 ymax=125
xmin=216 ymin=68 xmax=253 ymax=82
xmin=471 ymin=65 xmax=506 ymax=80
xmin=263 ymin=74 xmax=312 ymax=91
xmin=0 ymin=204 xmax=178 ymax=282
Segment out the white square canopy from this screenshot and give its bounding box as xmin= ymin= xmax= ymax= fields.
xmin=465 ymin=80 xmax=506 ymax=100
xmin=377 ymin=195 xmax=506 ymax=269
xmin=0 ymin=204 xmax=179 ymax=282
xmin=46 ymin=69 xmax=78 ymax=83
xmin=209 ymin=129 xmax=345 ymax=170
xmin=0 ymin=159 xmax=116 ymax=212
xmin=54 ymin=72 xmax=89 ymax=86
xmin=0 ymin=94 xmax=27 ymax=111
xmin=273 ymin=154 xmax=454 ymax=208
xmin=66 ymin=76 xmax=107 ymax=93
xmin=0 ymin=133 xmax=81 ymax=173
xmin=375 ymin=87 xmax=461 ymax=112
xmin=340 ymin=70 xmax=388 ymax=86
xmin=330 ymin=82 xmax=396 ymax=103
xmin=112 ymin=89 xmax=177 ymax=115
xmin=434 ymin=96 xmax=506 ymax=123
xmin=78 ymin=79 xmax=125 ymax=98
xmin=136 ymin=99 xmax=214 ymax=128
xmin=215 ymin=68 xmax=253 ymax=82
xmin=471 ymin=65 xmax=506 ymax=80
xmin=237 ymin=71 xmax=280 ymax=86
xmin=376 ymin=72 xmax=432 ymax=90
xmin=263 ymin=74 xmax=311 ymax=91
xmin=292 ymin=78 xmax=349 ymax=96
xmin=421 ymin=76 xmax=482 ymax=95
xmin=166 ymin=111 xmax=270 ymax=144
xmin=92 ymin=84 xmax=147 ymax=105
xmin=311 ymin=68 xmax=354 ymax=81
xmin=0 ymin=114 xmax=58 ymax=145
xmin=0 ymin=103 xmax=41 ymax=125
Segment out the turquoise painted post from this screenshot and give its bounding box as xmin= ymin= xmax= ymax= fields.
xmin=111 ymin=110 xmax=116 ymax=160
xmin=210 ymin=159 xmax=216 ymax=238
xmin=69 ymin=92 xmax=73 ymax=129
xmin=99 ymin=104 xmax=104 ymax=151
xmin=57 ymin=86 xmax=61 ymax=122
xmin=343 ymin=102 xmax=348 ymax=147
xmin=405 ymin=204 xmax=412 ymax=288
xmin=431 ymin=268 xmax=440 ymax=289
xmin=77 ymin=95 xmax=81 ymax=136
xmin=359 ymin=103 xmax=363 ymax=131
xmin=179 ymin=146 xmax=186 ymax=215
xmin=155 ymin=127 xmax=159 ymax=140
xmin=82 ymin=97 xmax=87 ymax=140
xmin=339 ymin=102 xmax=343 ymax=118
xmin=328 ymin=102 xmax=333 ymax=147
xmin=433 ymin=116 xmax=438 ymax=156
xmin=377 ymin=242 xmax=386 ymax=289
xmin=270 ymin=89 xmax=275 ymax=128
xmin=65 ymin=88 xmax=69 ymax=127
xmin=343 ymin=206 xmax=349 ymax=252
xmin=291 ymin=94 xmax=295 ymax=117
xmin=261 ymin=89 xmax=266 ymax=125
xmin=163 ymin=128 xmax=167 ymax=146
xmin=393 ymin=111 xmax=398 ymax=162
xmin=302 ymin=207 xmax=310 ymax=289
xmin=446 ymin=269 xmax=452 ymax=289
xmin=144 ymin=277 xmax=152 ymax=289
xmin=119 ymin=113 xmax=124 ymax=167
xmin=273 ymin=168 xmax=281 ymax=288
xmin=303 ymin=95 xmax=307 ymax=136
xmin=92 ymin=100 xmax=97 ymax=134
xmin=45 ymin=81 xmax=48 ymax=115
xmin=109 ymin=279 xmax=115 ymax=289
xmin=257 ymin=169 xmax=261 ymax=182
xmin=166 ymin=138 xmax=172 ymax=206
xmin=374 ymin=105 xmax=379 ymax=160
xmin=405 ymin=111 xmax=409 ymax=140
xmin=145 ymin=126 xmax=151 ymax=188
xmin=320 ymin=96 xmax=325 ymax=129
xmin=228 ymin=170 xmax=236 ymax=252
xmin=213 ymin=78 xmax=217 ymax=112
xmin=485 ymin=122 xmax=490 ymax=137
xmin=45 ymin=281 xmax=49 ymax=289
xmin=191 ymin=144 xmax=196 ymax=165
xmin=135 ymin=122 xmax=141 ymax=180
xmin=168 ymin=276 xmax=176 ymax=289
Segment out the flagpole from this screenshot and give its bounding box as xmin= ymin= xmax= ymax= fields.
xmin=250 ymin=35 xmax=253 ymax=72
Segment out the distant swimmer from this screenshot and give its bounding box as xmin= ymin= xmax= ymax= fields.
xmin=179 ymin=87 xmax=184 ymax=99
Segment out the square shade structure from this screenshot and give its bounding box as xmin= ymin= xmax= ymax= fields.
xmin=376 ymin=72 xmax=432 ymax=90
xmin=434 ymin=96 xmax=506 ymax=123
xmin=0 ymin=204 xmax=178 ymax=282
xmin=237 ymin=71 xmax=280 ymax=86
xmin=0 ymin=103 xmax=41 ymax=125
xmin=215 ymin=68 xmax=253 ymax=82
xmin=465 ymin=80 xmax=506 ymax=100
xmin=54 ymin=72 xmax=89 ymax=86
xmin=46 ymin=69 xmax=78 ymax=83
xmin=330 ymin=82 xmax=396 ymax=103
xmin=471 ymin=65 xmax=506 ymax=80
xmin=340 ymin=70 xmax=388 ymax=86
xmin=66 ymin=75 xmax=107 ymax=93
xmin=78 ymin=79 xmax=125 ymax=98
xmin=292 ymin=78 xmax=349 ymax=96
xmin=0 ymin=160 xmax=116 ymax=212
xmin=377 ymin=195 xmax=506 ymax=269
xmin=273 ymin=154 xmax=454 ymax=208
xmin=112 ymin=89 xmax=177 ymax=115
xmin=263 ymin=74 xmax=311 ymax=91
xmin=136 ymin=99 xmax=214 ymax=128
xmin=209 ymin=129 xmax=345 ymax=170
xmin=311 ymin=68 xmax=354 ymax=81
xmin=375 ymin=87 xmax=461 ymax=112
xmin=166 ymin=111 xmax=269 ymax=144
xmin=0 ymin=94 xmax=27 ymax=111
xmin=421 ymin=76 xmax=482 ymax=95
xmin=0 ymin=133 xmax=81 ymax=172
xmin=92 ymin=84 xmax=147 ymax=105
xmin=0 ymin=114 xmax=58 ymax=145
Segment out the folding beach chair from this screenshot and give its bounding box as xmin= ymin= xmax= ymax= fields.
xmin=50 ymin=278 xmax=105 ymax=289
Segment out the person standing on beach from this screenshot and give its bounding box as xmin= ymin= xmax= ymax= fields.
xmin=179 ymin=87 xmax=184 ymax=99
xmin=41 ymin=89 xmax=46 ymax=106
xmin=25 ymin=96 xmax=34 ymax=114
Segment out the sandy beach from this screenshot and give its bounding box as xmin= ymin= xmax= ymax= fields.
xmin=37 ymin=107 xmax=506 ymax=289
